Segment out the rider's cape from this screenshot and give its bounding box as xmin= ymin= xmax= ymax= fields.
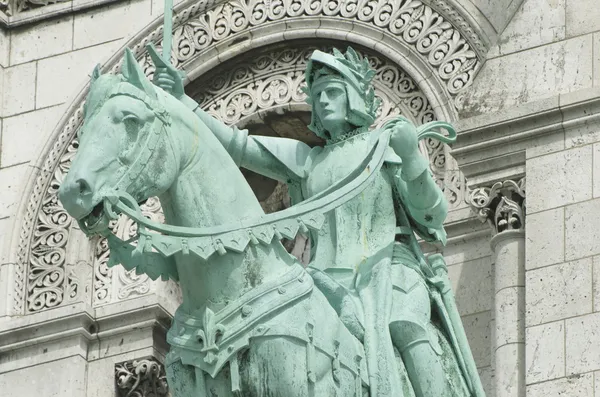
xmin=251 ymin=130 xmax=454 ymax=396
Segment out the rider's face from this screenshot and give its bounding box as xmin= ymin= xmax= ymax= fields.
xmin=312 ymin=81 xmax=351 ymax=138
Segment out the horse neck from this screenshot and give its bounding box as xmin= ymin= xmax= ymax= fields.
xmin=158 ymin=100 xmax=263 ymax=228
xmin=157 ymin=99 xmax=296 ymax=314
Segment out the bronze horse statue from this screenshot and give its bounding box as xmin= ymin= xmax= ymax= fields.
xmin=59 ymin=49 xmax=369 ymax=396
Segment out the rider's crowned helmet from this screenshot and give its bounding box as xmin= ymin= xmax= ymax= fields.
xmin=304 ymin=47 xmax=380 ymax=140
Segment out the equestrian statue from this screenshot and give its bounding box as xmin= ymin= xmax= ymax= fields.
xmin=58 ymin=44 xmax=485 ymax=396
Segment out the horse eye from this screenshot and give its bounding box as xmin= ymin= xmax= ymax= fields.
xmin=123 ymin=116 xmax=141 ymax=135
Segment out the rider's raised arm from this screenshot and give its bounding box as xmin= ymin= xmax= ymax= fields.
xmin=180 ymin=95 xmax=310 ymax=184
xmin=149 ymin=46 xmax=309 ymax=184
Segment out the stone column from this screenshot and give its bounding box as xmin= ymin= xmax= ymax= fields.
xmin=469 ymin=178 xmax=525 ymax=397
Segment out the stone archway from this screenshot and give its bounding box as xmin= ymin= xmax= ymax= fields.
xmin=6 ymin=0 xmax=481 ymax=316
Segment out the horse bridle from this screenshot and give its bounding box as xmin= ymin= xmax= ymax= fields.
xmin=78 ymin=83 xmax=172 ymax=235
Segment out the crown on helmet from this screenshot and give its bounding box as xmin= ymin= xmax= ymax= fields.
xmin=303 ymin=47 xmax=380 ymax=139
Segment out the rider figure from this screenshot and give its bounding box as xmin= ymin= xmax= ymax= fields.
xmin=152 ymin=47 xmax=469 ymax=396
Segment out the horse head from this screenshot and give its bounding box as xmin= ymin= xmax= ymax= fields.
xmin=59 ymin=49 xmax=188 ymax=234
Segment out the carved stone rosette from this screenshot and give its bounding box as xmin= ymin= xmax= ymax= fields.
xmin=115 ymin=357 xmax=169 ymax=397
xmin=467 ymin=178 xmax=526 ymax=235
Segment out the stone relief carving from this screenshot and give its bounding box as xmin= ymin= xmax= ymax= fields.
xmin=0 ymin=0 xmax=68 ymax=16
xmin=467 ymin=178 xmax=526 ymax=234
xmin=426 ymin=0 xmax=488 ymax=56
xmin=12 ymin=0 xmax=477 ymax=314
xmin=157 ymin=0 xmax=482 ymax=108
xmin=115 ymin=357 xmax=169 ymax=397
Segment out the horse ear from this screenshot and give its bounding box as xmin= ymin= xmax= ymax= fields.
xmin=91 ymin=64 xmax=101 ymax=82
xmin=122 ymin=48 xmax=157 ymax=99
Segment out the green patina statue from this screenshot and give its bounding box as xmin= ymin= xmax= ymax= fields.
xmin=58 ymin=45 xmax=485 ymax=396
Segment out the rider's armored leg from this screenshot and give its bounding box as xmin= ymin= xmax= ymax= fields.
xmin=388 ymin=256 xmax=456 ymax=397
xmin=389 ymin=316 xmax=454 ymax=396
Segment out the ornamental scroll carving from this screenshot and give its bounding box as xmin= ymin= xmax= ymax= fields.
xmin=468 ymin=178 xmax=526 ymax=235
xmin=115 ymin=357 xmax=169 ymax=397
xmin=13 ymin=30 xmax=475 ymax=313
xmin=149 ymin=0 xmax=484 ymax=108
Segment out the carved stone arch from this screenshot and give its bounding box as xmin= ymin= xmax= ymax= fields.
xmin=5 ymin=0 xmax=479 ymax=315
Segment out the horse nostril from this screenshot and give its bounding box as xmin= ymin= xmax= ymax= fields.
xmin=76 ymin=178 xmax=92 ymax=196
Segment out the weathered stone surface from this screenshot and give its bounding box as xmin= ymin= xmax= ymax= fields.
xmin=526 ymin=321 xmax=565 ymax=383
xmin=478 ymin=366 xmax=493 ymax=397
xmin=10 ymin=15 xmax=73 ymax=65
xmin=0 ymin=27 xmax=8 ymax=68
xmin=593 ymin=256 xmax=600 ymax=312
xmin=525 ymin=130 xmax=565 ymax=159
xmin=565 ymin=312 xmax=600 ymax=375
xmin=594 ymin=33 xmax=600 ymax=88
xmin=0 ymin=216 xmax=10 ymax=263
xmin=466 ymin=0 xmax=521 ymax=33
xmin=0 ymin=163 xmax=30 ymax=219
xmin=526 ymin=373 xmax=593 ymax=396
xmin=0 ymin=355 xmax=87 ymax=396
xmin=462 ymin=311 xmax=491 ymax=368
xmin=495 ymin=343 xmax=524 ymax=397
xmin=1 ymin=62 xmax=36 ymax=117
xmin=442 ymin=234 xmax=492 ymax=266
xmin=492 ymin=233 xmax=525 ymax=290
xmin=492 ymin=0 xmax=565 ymax=56
xmin=565 ymin=198 xmax=600 ymax=260
xmin=496 ymin=286 xmax=525 ymax=347
xmin=526 ymin=258 xmax=592 ymax=326
xmin=526 ymin=145 xmax=592 ymax=213
xmin=526 ymin=208 xmax=565 ymax=270
xmin=151 ymin=0 xmax=183 ymax=17
xmin=1 ymin=105 xmax=64 ymax=167
xmin=594 ymin=143 xmax=600 ymax=198
xmin=36 ymin=40 xmax=124 ymax=108
xmin=566 ymin=0 xmax=600 ymax=38
xmin=460 ymin=35 xmax=593 ymax=116
xmin=447 ymin=256 xmax=493 ymax=315
xmin=73 ymin=0 xmax=151 ymax=50
xmin=0 ymin=263 xmax=11 ymax=316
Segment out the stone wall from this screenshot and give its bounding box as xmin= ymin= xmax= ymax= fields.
xmin=524 ymin=100 xmax=600 ymax=395
xmin=0 ymin=0 xmax=161 ymax=221
xmin=454 ymin=1 xmax=600 ymax=395
xmin=460 ymin=0 xmax=600 ymax=118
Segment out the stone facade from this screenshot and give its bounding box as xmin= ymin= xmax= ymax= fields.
xmin=0 ymin=0 xmax=597 ymax=395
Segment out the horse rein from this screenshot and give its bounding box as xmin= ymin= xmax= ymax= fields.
xmin=81 ymin=81 xmax=456 ymax=264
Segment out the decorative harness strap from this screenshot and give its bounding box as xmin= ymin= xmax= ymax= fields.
xmin=167 ymin=264 xmax=369 ymax=394
xmin=110 ymin=83 xmax=171 ymax=193
xmin=167 ymin=264 xmax=313 ymax=377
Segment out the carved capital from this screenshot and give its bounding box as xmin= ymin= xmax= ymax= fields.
xmin=467 ymin=178 xmax=526 ymax=235
xmin=115 ymin=357 xmax=169 ymax=397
